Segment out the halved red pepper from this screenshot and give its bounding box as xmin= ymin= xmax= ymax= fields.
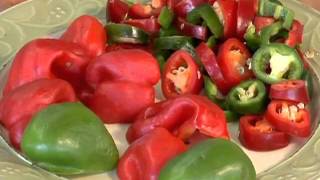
xmin=266 ymin=100 xmax=311 ymax=137
xmin=162 ymin=50 xmax=203 ymax=98
xmin=239 ymin=115 xmax=290 ymax=151
xmin=0 ymin=79 xmax=77 ymax=149
xmin=118 ymin=128 xmax=187 ymax=180
xmin=217 ymin=38 xmax=253 ymax=87
xmin=195 ymin=42 xmax=233 ymax=94
xmin=174 ymin=0 xmax=207 ymax=18
xmin=123 ymin=17 xmax=161 ymax=34
xmin=126 ymin=95 xmax=229 ymax=143
xmin=175 ymin=18 xmax=208 ymax=40
xmin=60 ymin=15 xmax=106 ymax=58
xmin=107 ymin=0 xmax=129 ymax=23
xmin=216 ymin=0 xmax=237 ymax=38
xmin=3 ymin=39 xmax=91 ymax=96
xmin=237 ymin=0 xmax=256 ymax=38
xmin=253 ymin=16 xmax=275 ymax=32
xmin=285 ymin=20 xmax=304 ymax=48
xmin=269 ymin=80 xmax=309 ymax=103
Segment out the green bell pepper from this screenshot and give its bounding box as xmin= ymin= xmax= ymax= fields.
xmin=259 ymin=0 xmax=294 ymax=30
xmin=159 ymin=139 xmax=256 ymax=180
xmin=105 ymin=23 xmax=150 ymax=44
xmin=21 ymin=102 xmax=119 ymax=175
xmin=227 ymin=80 xmax=267 ymax=114
xmin=158 ymin=7 xmax=174 ymax=29
xmin=252 ymin=43 xmax=303 ymax=84
xmin=153 ymin=36 xmax=195 ymax=51
xmin=159 ymin=26 xmax=179 ymax=37
xmin=187 ymin=4 xmax=223 ymax=39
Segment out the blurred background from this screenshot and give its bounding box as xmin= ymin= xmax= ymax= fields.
xmin=0 ymin=0 xmax=320 ymax=11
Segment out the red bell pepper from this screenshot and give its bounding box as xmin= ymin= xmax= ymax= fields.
xmin=195 ymin=42 xmax=233 ymax=94
xmin=269 ymin=80 xmax=309 ymax=103
xmin=161 ymin=50 xmax=203 ymax=99
xmin=216 ymin=0 xmax=237 ymax=38
xmin=3 ymin=39 xmax=91 ymax=96
xmin=217 ymin=38 xmax=253 ymax=87
xmin=107 ymin=0 xmax=129 ymax=23
xmin=175 ymin=17 xmax=208 ymax=40
xmin=60 ymin=15 xmax=106 ymax=58
xmin=87 ymin=81 xmax=155 ymax=124
xmin=123 ymin=17 xmax=161 ymax=34
xmin=253 ymin=16 xmax=275 ymax=32
xmin=239 ymin=115 xmax=290 ymax=151
xmin=86 ymin=49 xmax=160 ymax=89
xmin=174 ymin=0 xmax=207 ymax=18
xmin=237 ymin=0 xmax=256 ymax=38
xmin=118 ymin=128 xmax=187 ymax=180
xmin=285 ymin=20 xmax=304 ymax=48
xmin=266 ymin=100 xmax=311 ymax=138
xmin=126 ymin=95 xmax=229 ymax=143
xmin=0 ymin=79 xmax=77 ymax=149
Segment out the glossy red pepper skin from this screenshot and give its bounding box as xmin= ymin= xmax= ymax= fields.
xmin=3 ymin=39 xmax=91 ymax=96
xmin=237 ymin=0 xmax=256 ymax=38
xmin=239 ymin=115 xmax=290 ymax=151
xmin=126 ymin=95 xmax=229 ymax=143
xmin=253 ymin=16 xmax=275 ymax=32
xmin=162 ymin=50 xmax=203 ymax=98
xmin=269 ymin=80 xmax=309 ymax=103
xmin=0 ymin=79 xmax=77 ymax=149
xmin=174 ymin=0 xmax=207 ymax=18
xmin=118 ymin=128 xmax=187 ymax=180
xmin=217 ymin=0 xmax=237 ymax=38
xmin=285 ymin=20 xmax=304 ymax=48
xmin=128 ymin=4 xmax=153 ymax=19
xmin=107 ymin=0 xmax=129 ymax=23
xmin=87 ymin=81 xmax=155 ymax=124
xmin=60 ymin=15 xmax=106 ymax=58
xmin=123 ymin=18 xmax=161 ymax=34
xmin=217 ymin=38 xmax=253 ymax=87
xmin=175 ymin=18 xmax=208 ymax=40
xmin=86 ymin=49 xmax=160 ymax=89
xmin=266 ymin=100 xmax=311 ymax=138
xmin=196 ymin=42 xmax=233 ymax=94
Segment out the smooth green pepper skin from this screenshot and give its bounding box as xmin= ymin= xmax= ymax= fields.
xmin=159 ymin=139 xmax=256 ymax=180
xmin=204 ymin=76 xmax=226 ymax=109
xmin=153 ymin=36 xmax=195 ymax=51
xmin=252 ymin=43 xmax=303 ymax=84
xmin=244 ymin=23 xmax=261 ymax=51
xmin=105 ymin=23 xmax=149 ymax=44
xmin=225 ymin=110 xmax=240 ymax=122
xmin=227 ymin=80 xmax=267 ymax=114
xmin=260 ymin=21 xmax=283 ymax=45
xmin=158 ymin=7 xmax=174 ymax=29
xmin=21 ymin=102 xmax=119 ymax=175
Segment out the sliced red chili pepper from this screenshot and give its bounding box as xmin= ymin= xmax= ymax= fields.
xmin=253 ymin=16 xmax=275 ymax=32
xmin=128 ymin=4 xmax=153 ymax=19
xmin=162 ymin=50 xmax=203 ymax=98
xmin=124 ymin=17 xmax=161 ymax=34
xmin=195 ymin=42 xmax=233 ymax=95
xmin=216 ymin=0 xmax=237 ymax=38
xmin=285 ymin=20 xmax=304 ymax=48
xmin=217 ymin=38 xmax=253 ymax=87
xmin=266 ymin=100 xmax=311 ymax=137
xmin=237 ymin=0 xmax=256 ymax=38
xmin=239 ymin=115 xmax=290 ymax=151
xmin=270 ymin=80 xmax=309 ymax=103
xmin=174 ymin=0 xmax=207 ymax=18
xmin=107 ymin=0 xmax=129 ymax=23
xmin=175 ymin=18 xmax=208 ymax=40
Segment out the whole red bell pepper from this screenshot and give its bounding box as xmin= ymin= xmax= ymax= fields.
xmin=269 ymin=80 xmax=309 ymax=103
xmin=161 ymin=50 xmax=203 ymax=99
xmin=86 ymin=49 xmax=160 ymax=89
xmin=266 ymin=100 xmax=311 ymax=138
xmin=118 ymin=128 xmax=187 ymax=180
xmin=60 ymin=15 xmax=106 ymax=58
xmin=126 ymin=95 xmax=229 ymax=143
xmin=3 ymin=39 xmax=91 ymax=97
xmin=87 ymin=81 xmax=155 ymax=124
xmin=0 ymin=79 xmax=77 ymax=149
xmin=239 ymin=115 xmax=290 ymax=151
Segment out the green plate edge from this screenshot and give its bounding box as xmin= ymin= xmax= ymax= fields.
xmin=0 ymin=0 xmax=320 ymax=179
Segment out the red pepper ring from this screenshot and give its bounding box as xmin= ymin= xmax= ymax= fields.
xmin=266 ymin=100 xmax=311 ymax=138
xmin=236 ymin=0 xmax=256 ymax=38
xmin=123 ymin=17 xmax=161 ymax=34
xmin=217 ymin=0 xmax=237 ymax=38
xmin=269 ymin=80 xmax=309 ymax=103
xmin=239 ymin=115 xmax=290 ymax=151
xmin=162 ymin=50 xmax=203 ymax=99
xmin=175 ymin=18 xmax=208 ymax=40
xmin=285 ymin=20 xmax=304 ymax=48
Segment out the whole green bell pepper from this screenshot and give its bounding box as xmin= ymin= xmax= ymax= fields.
xmin=252 ymin=43 xmax=303 ymax=84
xmin=159 ymin=138 xmax=256 ymax=180
xmin=227 ymin=79 xmax=267 ymax=114
xmin=21 ymin=102 xmax=119 ymax=175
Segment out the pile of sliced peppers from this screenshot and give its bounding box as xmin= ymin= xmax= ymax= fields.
xmin=0 ymin=0 xmax=313 ymax=179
